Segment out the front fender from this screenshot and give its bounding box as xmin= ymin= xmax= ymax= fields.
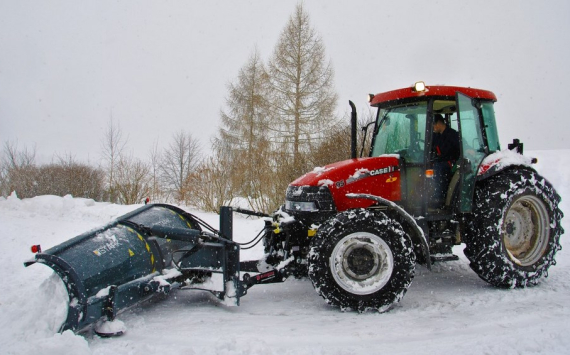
xmin=346 ymin=193 xmax=431 ymax=270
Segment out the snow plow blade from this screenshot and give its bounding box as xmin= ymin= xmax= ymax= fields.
xmin=24 ymin=204 xmax=241 ymax=334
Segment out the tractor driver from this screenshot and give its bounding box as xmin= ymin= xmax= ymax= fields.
xmin=431 ymin=114 xmax=460 ymax=207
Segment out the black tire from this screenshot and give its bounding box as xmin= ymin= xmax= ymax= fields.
xmin=308 ymin=209 xmax=415 ymax=312
xmin=464 ymin=167 xmax=564 ymax=288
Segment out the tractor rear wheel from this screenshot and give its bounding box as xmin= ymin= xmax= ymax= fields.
xmin=308 ymin=209 xmax=415 ymax=312
xmin=464 ymin=168 xmax=563 ymax=288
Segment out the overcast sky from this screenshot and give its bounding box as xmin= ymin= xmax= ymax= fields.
xmin=1 ymin=0 xmax=569 ymax=165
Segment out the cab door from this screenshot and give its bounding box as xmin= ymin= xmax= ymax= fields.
xmin=370 ymin=103 xmax=429 ymax=216
xmin=456 ymin=92 xmax=488 ymax=213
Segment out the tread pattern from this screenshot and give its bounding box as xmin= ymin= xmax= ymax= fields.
xmin=463 ymin=167 xmax=564 ymax=288
xmin=308 ymin=209 xmax=415 ymax=312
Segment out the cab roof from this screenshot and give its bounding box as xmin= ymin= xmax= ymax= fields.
xmin=369 ymin=84 xmax=497 ymax=106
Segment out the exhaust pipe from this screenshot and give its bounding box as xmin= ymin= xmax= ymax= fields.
xmin=349 ymin=100 xmax=357 ymax=159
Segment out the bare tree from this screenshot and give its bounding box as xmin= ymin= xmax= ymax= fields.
xmin=2 ymin=140 xmax=36 ymax=169
xmin=1 ymin=141 xmax=37 ymax=197
xmin=191 ymin=148 xmax=236 ymax=212
xmin=0 ymin=158 xmax=4 ymax=197
xmin=48 ymin=153 xmax=105 ymax=199
xmin=0 ymin=143 xmax=104 ymax=199
xmin=268 ymin=3 xmax=339 ymax=180
xmin=310 ymin=106 xmax=377 ymax=167
xmin=100 ymin=116 xmax=127 ymax=202
xmin=309 ymin=123 xmax=351 ymax=168
xmin=161 ymin=131 xmax=201 ymax=204
xmin=114 ymin=156 xmax=151 ymax=205
xmin=244 ymin=138 xmax=286 ymax=212
xmin=35 ymin=159 xmax=105 ymax=200
xmin=148 ymin=139 xmax=164 ymax=202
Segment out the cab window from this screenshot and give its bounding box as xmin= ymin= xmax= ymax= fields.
xmin=481 ymin=102 xmax=500 ymax=152
xmin=433 ymin=100 xmax=458 ymax=131
xmin=371 ymin=102 xmax=427 ymax=163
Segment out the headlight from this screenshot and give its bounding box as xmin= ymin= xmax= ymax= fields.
xmin=285 ymin=200 xmax=319 ymax=212
xmin=413 ymin=81 xmax=426 ymax=92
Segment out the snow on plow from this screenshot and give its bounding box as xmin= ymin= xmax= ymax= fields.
xmin=24 ymin=204 xmax=244 ymax=336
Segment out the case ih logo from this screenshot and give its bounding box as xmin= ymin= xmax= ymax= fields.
xmin=344 ymin=166 xmax=397 ymax=186
xmin=370 ymin=166 xmax=396 ymax=176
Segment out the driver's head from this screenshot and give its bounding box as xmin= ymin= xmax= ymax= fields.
xmin=433 ymin=114 xmax=446 ymax=133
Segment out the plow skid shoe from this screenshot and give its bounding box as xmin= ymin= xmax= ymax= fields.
xmin=24 ymin=204 xmax=241 ymax=334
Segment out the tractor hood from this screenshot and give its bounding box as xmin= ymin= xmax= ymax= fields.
xmin=289 ymin=155 xmax=401 ymax=212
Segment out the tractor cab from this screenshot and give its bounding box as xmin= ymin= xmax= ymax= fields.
xmin=368 ymin=82 xmax=500 ymax=217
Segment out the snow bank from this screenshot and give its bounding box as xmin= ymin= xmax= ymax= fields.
xmin=0 ymin=150 xmax=568 ymax=354
xmin=0 ymin=194 xmax=137 ymax=354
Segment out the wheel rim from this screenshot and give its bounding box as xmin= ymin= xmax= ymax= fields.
xmin=330 ymin=232 xmax=394 ymax=295
xmin=502 ymin=195 xmax=550 ymax=266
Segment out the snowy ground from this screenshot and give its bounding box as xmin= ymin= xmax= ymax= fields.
xmin=1 ymin=150 xmax=569 ymax=355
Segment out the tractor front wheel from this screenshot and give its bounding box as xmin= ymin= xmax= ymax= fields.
xmin=308 ymin=209 xmax=415 ymax=312
xmin=464 ymin=168 xmax=563 ymax=288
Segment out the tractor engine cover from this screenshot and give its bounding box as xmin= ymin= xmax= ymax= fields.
xmin=287 ymin=156 xmax=401 ymax=215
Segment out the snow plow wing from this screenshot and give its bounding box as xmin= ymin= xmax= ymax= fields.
xmin=24 ymin=204 xmax=241 ymax=334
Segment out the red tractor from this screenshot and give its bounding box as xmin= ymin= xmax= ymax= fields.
xmin=26 ymin=82 xmax=564 ymax=335
xmin=260 ymin=82 xmax=564 ymax=312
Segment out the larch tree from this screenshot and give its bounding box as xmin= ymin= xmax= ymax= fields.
xmin=267 ymin=3 xmax=338 ymax=180
xmin=216 ymin=48 xmax=275 ymax=210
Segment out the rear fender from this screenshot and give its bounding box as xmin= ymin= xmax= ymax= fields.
xmin=477 ymin=149 xmax=536 ymax=181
